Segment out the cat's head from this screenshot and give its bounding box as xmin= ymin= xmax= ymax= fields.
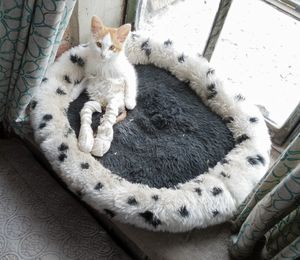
xmin=90 ymin=15 xmax=131 ymax=61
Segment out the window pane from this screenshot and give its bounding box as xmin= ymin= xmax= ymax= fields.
xmin=211 ymin=0 xmax=300 ymax=127
xmin=137 ymin=0 xmax=220 ymax=54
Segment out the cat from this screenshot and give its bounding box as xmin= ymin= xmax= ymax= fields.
xmin=72 ymin=15 xmax=137 ymax=157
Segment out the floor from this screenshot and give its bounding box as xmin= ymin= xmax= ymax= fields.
xmin=113 ymin=222 xmax=232 ymax=260
xmin=139 ymin=0 xmax=300 ymax=127
xmin=0 ymin=138 xmax=130 ymax=259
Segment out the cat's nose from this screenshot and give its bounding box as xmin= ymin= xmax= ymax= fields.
xmin=101 ymin=51 xmax=108 ymax=59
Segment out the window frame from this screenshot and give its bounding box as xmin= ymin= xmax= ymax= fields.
xmin=263 ymin=0 xmax=300 ymax=20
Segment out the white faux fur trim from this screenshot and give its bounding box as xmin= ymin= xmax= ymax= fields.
xmin=30 ymin=33 xmax=271 ymax=232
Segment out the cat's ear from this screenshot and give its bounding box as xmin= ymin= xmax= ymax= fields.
xmin=91 ymin=15 xmax=104 ymax=37
xmin=116 ymin=24 xmax=131 ymax=43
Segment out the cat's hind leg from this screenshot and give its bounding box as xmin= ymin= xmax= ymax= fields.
xmin=78 ymin=100 xmax=101 ymax=153
xmin=91 ymin=100 xmax=119 ymax=157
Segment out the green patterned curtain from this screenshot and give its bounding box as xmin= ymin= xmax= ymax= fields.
xmin=230 ymin=133 xmax=300 ymax=259
xmin=0 ymin=0 xmax=76 ymax=135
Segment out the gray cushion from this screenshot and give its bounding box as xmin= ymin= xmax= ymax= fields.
xmin=68 ymin=65 xmax=235 ymax=188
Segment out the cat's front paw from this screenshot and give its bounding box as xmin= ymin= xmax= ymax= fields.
xmin=91 ymin=124 xmax=113 ymax=157
xmin=78 ymin=124 xmax=94 ymax=153
xmin=125 ymin=98 xmax=136 ymax=110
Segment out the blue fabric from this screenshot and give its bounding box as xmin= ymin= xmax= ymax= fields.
xmin=0 ymin=0 xmax=76 ymax=135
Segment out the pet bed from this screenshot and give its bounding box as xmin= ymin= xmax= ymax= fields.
xmin=30 ymin=34 xmax=271 ymax=232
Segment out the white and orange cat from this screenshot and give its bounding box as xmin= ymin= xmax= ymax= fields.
xmin=72 ymin=16 xmax=137 ymax=157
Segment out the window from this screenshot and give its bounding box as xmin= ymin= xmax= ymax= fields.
xmin=210 ymin=0 xmax=300 ymax=145
xmin=134 ymin=0 xmax=221 ymax=53
xmin=134 ymin=0 xmax=300 ymax=146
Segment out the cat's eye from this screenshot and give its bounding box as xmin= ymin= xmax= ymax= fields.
xmin=109 ymin=45 xmax=116 ymax=51
xmin=96 ymin=42 xmax=102 ymax=48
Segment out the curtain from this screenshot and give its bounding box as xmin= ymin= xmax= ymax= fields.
xmin=230 ymin=133 xmax=300 ymax=259
xmin=0 ymin=0 xmax=76 ymax=135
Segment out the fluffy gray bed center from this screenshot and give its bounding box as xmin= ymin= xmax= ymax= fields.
xmin=68 ymin=65 xmax=235 ymax=188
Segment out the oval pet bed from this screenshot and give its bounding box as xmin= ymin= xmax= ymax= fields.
xmin=30 ymin=34 xmax=271 ymax=232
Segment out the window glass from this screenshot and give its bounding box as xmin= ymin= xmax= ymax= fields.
xmin=211 ymin=0 xmax=300 ymax=127
xmin=137 ymin=0 xmax=220 ymax=54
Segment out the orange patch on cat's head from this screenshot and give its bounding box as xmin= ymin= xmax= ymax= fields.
xmin=91 ymin=15 xmax=131 ymax=52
